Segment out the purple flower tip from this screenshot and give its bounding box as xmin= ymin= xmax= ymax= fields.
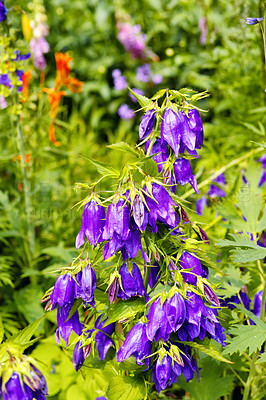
xmin=245 ymin=17 xmax=264 ymax=25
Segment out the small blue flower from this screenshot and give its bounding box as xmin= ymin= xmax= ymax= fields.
xmin=245 ymin=17 xmax=264 ymax=25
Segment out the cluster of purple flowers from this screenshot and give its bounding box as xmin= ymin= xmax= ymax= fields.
xmin=0 ymin=366 xmax=48 ymax=400
xmin=48 ymin=265 xmax=96 ymax=346
xmin=0 ymin=52 xmax=31 ymax=94
xmin=46 ymin=91 xmax=227 ymax=394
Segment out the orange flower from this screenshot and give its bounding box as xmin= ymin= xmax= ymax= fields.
xmin=43 ymin=87 xmax=66 ymax=119
xmin=21 ymin=70 xmax=32 ymax=101
xmin=18 ymin=153 xmax=31 ymax=164
xmin=55 ymin=52 xmax=83 ymax=93
xmin=49 ymin=123 xmax=60 ymax=146
xmin=55 ymin=52 xmax=72 ymax=88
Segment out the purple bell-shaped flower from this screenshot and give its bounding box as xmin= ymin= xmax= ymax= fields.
xmin=50 ymin=273 xmax=75 ymax=310
xmin=179 ymin=251 xmax=204 ymax=285
xmin=102 ymin=198 xmax=130 ymax=241
xmin=76 ymin=200 xmax=106 ymax=249
xmin=117 ymin=262 xmax=148 ymax=301
xmin=75 ymin=264 xmax=97 ymax=307
xmin=139 ymin=109 xmax=157 ymax=140
xmin=117 ymin=321 xmax=151 ymax=368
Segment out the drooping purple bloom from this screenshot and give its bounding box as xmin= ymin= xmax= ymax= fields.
xmin=76 ymin=199 xmax=106 ymax=249
xmin=145 ymin=138 xmax=169 ymax=173
xmin=144 ymin=183 xmax=179 ymax=230
xmin=73 ymin=341 xmax=84 ymax=371
xmin=207 ymin=174 xmax=226 ymax=198
xmin=245 ymin=17 xmax=264 ymax=25
xmin=3 ymin=372 xmax=33 ymax=400
xmin=117 ymin=262 xmax=147 ymax=301
xmin=112 ymin=69 xmax=127 ymax=90
xmin=147 ymin=294 xmax=186 ymax=342
xmin=132 ymin=194 xmax=145 ymax=228
xmin=178 ymin=111 xmax=197 ymax=155
xmin=74 ymin=264 xmax=96 ymax=307
xmin=103 ymin=198 xmax=130 ymax=241
xmin=179 ymin=251 xmax=204 ymax=285
xmin=153 ymin=354 xmax=179 ymax=392
xmin=178 ymin=291 xmax=226 ymax=346
xmin=55 ymin=304 xmax=83 ymax=346
xmin=161 ymin=108 xmax=182 ymax=157
xmin=109 ymin=277 xmax=120 ymax=303
xmin=204 ymin=284 xmax=220 ymax=307
xmin=117 ymin=321 xmax=151 ymax=368
xmin=148 ymin=263 xmax=161 ymax=289
xmin=152 ymin=74 xmax=163 ymax=84
xmin=136 ymin=64 xmax=151 ymax=82
xmin=28 ymin=365 xmax=48 ymax=400
xmin=50 ymin=273 xmax=75 ymax=310
xmin=94 ymin=315 xmax=115 ymax=360
xmin=187 ymin=109 xmax=204 ymax=150
xmin=129 ymin=87 xmax=144 ymax=102
xmin=173 ymin=157 xmax=198 ymax=193
xmin=118 ymin=104 xmax=134 ymax=119
xmin=0 ymin=1 xmax=8 ymax=22
xmin=196 ymin=196 xmax=208 ymax=215
xmin=139 ymin=109 xmax=157 ymax=140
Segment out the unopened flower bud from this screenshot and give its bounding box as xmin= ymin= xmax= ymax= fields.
xmin=204 ymin=284 xmax=220 ymax=307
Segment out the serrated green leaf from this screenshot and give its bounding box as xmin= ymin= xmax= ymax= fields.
xmin=231 ymin=247 xmax=266 ymax=263
xmin=257 ymin=352 xmax=266 ymax=364
xmin=107 ymin=142 xmax=140 ymax=157
xmin=181 ymin=340 xmax=233 ymax=363
xmin=8 ymin=317 xmax=44 ymax=345
xmin=104 ymin=298 xmax=146 ymax=326
xmin=223 ymin=324 xmax=266 ymax=356
xmin=82 ymin=156 xmax=120 ymax=178
xmin=107 ymin=376 xmax=145 ymax=400
xmin=128 ymin=88 xmax=153 ymax=109
xmin=216 ymin=233 xmax=266 ymax=263
xmin=178 ymin=357 xmax=234 ymax=400
xmin=218 ymin=265 xmax=250 ymax=298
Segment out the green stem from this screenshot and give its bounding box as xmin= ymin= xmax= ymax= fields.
xmin=16 ymin=118 xmax=35 ymax=263
xmin=181 ymin=147 xmax=264 ymax=200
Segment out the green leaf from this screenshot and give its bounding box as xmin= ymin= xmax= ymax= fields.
xmin=82 ymin=156 xmax=120 ymax=178
xmin=223 ymin=324 xmax=266 ymax=356
xmin=215 ymin=234 xmax=266 ymax=263
xmin=151 ymin=89 xmax=166 ymax=100
xmin=65 ymin=298 xmax=83 ymax=322
xmin=103 ymin=298 xmax=146 ymax=326
xmin=128 ymin=88 xmax=153 ymax=109
xmin=217 ymin=265 xmax=250 ymax=298
xmin=107 ymin=376 xmax=145 ymax=400
xmin=181 ymin=340 xmax=233 ymax=363
xmin=107 ymin=142 xmax=140 ymax=157
xmin=234 ymin=303 xmax=266 ymax=328
xmin=178 ymin=357 xmax=234 ymax=400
